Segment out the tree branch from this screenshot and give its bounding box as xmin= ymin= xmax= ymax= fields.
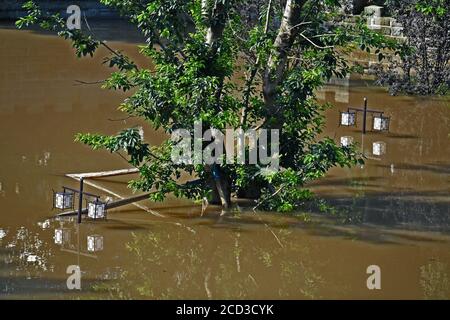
xmin=299 ymin=32 xmax=334 ymax=49
xmin=263 ymin=0 xmax=307 ymax=125
xmin=205 ymin=0 xmax=229 ymax=47
xmin=240 ymin=0 xmax=273 ymax=126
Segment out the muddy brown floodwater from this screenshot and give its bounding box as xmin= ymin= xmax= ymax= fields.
xmin=0 ymin=21 xmax=449 ymax=300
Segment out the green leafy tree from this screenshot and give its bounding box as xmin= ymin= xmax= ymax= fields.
xmin=373 ymin=0 xmax=450 ymax=95
xmin=16 ymin=0 xmax=397 ymax=212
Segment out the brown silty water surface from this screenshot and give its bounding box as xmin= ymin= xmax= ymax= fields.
xmin=0 ymin=22 xmax=449 ymax=299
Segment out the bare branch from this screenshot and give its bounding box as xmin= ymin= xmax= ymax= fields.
xmin=287 ymin=21 xmax=313 ymax=31
xmin=107 ymin=115 xmax=135 ymax=122
xmin=299 ymin=32 xmax=334 ymax=49
xmin=264 ymin=0 xmax=273 ymax=33
xmin=73 ymin=79 xmax=105 ymax=86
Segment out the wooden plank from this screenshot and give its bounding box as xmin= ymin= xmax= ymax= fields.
xmin=83 ymin=178 xmax=164 ymax=217
xmin=65 ymin=172 xmax=165 ymax=217
xmin=66 ymin=168 xmax=139 ymax=179
xmin=62 ymin=168 xmax=165 ymax=218
xmin=60 ymin=248 xmax=98 ymax=259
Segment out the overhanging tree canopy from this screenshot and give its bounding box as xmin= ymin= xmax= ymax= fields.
xmin=17 ymin=0 xmax=399 ymax=212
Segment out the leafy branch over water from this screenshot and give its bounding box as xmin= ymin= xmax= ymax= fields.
xmin=16 ymin=0 xmax=402 ymax=212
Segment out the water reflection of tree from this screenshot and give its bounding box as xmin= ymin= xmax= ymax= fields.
xmin=1 ymin=226 xmax=54 ymax=278
xmin=420 ymin=260 xmax=450 ymax=300
xmin=93 ymin=222 xmax=326 ymax=299
xmin=315 ymin=192 xmax=450 ymax=229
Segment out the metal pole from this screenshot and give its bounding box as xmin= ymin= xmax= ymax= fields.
xmin=77 ymin=178 xmax=84 ymax=224
xmin=362 ymin=97 xmax=368 ymax=134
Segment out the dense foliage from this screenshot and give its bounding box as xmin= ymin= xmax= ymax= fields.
xmin=374 ymin=0 xmax=450 ymax=95
xmin=17 ymin=0 xmax=399 ymax=212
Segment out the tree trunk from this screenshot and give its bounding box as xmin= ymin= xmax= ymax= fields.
xmin=205 ymin=165 xmax=231 ymax=208
xmin=215 ymin=176 xmax=231 ymax=208
xmin=205 ymin=0 xmax=229 ymax=47
xmin=263 ymin=0 xmax=306 ymax=126
xmin=201 ymin=1 xmax=231 ymax=209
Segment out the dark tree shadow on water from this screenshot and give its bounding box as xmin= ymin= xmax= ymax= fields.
xmin=151 ymin=187 xmax=450 ymax=245
xmin=0 ymin=275 xmax=100 ymax=299
xmin=0 ymin=19 xmax=146 ymax=44
xmin=375 ymin=162 xmax=450 ymax=175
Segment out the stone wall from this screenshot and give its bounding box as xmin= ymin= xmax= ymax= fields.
xmin=1 ymin=0 xmax=386 ymax=20
xmin=352 ymin=0 xmax=387 ymax=14
xmin=0 ymin=0 xmax=119 ymax=20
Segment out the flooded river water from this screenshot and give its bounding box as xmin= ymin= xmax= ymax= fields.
xmin=0 ymin=22 xmax=449 ymax=299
